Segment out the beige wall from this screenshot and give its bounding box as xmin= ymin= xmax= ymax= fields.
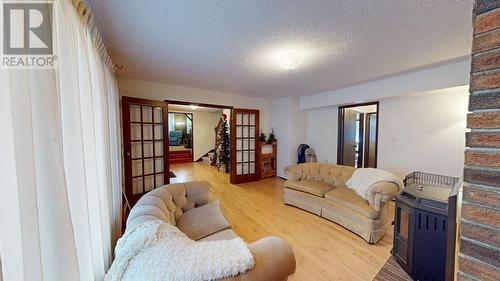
xmin=192 ymin=111 xmax=222 ymax=161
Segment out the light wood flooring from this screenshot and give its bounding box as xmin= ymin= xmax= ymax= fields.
xmin=170 ymin=162 xmax=394 ymax=281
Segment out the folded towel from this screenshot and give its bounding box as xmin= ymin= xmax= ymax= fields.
xmin=346 ymin=168 xmax=403 ymax=200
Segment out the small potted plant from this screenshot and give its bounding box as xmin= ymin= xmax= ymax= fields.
xmin=267 ymin=129 xmax=277 ymax=144
xmin=259 ymin=131 xmax=267 ymax=144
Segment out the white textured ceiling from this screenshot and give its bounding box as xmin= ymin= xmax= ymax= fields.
xmin=91 ymin=0 xmax=473 ymax=98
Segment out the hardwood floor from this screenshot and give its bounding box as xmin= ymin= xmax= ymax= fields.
xmin=170 ymin=162 xmax=394 ymax=281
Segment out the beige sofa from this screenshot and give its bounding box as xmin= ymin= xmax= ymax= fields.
xmin=126 ymin=181 xmax=296 ymax=280
xmin=284 ymin=163 xmax=400 ymax=244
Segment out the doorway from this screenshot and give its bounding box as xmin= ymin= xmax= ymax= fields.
xmin=168 ymin=111 xmax=193 ymax=164
xmin=166 ymin=101 xmax=233 ymax=170
xmin=337 ymin=102 xmax=379 ymax=168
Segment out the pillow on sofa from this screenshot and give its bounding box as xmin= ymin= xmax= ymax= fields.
xmin=177 ymin=200 xmax=230 ymax=240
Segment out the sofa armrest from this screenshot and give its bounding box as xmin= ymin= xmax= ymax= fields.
xmin=228 ymin=236 xmax=296 ymax=281
xmin=184 ymin=181 xmax=211 ymax=206
xmin=367 ymin=182 xmax=400 ymax=211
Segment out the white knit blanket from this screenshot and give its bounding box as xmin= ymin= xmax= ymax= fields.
xmin=346 ymin=168 xmax=403 ymax=200
xmin=105 ymin=219 xmax=255 ymax=281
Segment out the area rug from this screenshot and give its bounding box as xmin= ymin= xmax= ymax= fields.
xmin=372 ymin=256 xmax=412 ymax=281
xmin=169 ymin=172 xmax=176 ymax=178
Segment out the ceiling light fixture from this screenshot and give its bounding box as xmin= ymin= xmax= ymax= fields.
xmin=189 ymin=105 xmax=199 ymax=110
xmin=274 ymin=48 xmax=303 ymax=70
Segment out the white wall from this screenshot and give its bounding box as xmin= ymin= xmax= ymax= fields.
xmin=306 ymin=106 xmax=338 ymax=164
xmin=271 ymin=96 xmax=307 ymax=178
xmin=117 ymin=77 xmax=271 ymax=131
xmin=192 ymin=111 xmax=221 ymax=161
xmin=377 ymin=88 xmax=468 ymax=178
xmin=304 ymin=87 xmax=469 ymax=179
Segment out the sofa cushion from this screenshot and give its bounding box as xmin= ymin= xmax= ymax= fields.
xmin=176 ymin=200 xmax=230 ymax=240
xmin=285 ymin=163 xmax=355 ymax=188
xmin=324 ymin=188 xmax=379 ymax=219
xmin=198 ymin=229 xmax=239 ymax=242
xmin=285 ymin=180 xmax=335 ymax=197
xmin=146 ymin=187 xmax=183 ymax=220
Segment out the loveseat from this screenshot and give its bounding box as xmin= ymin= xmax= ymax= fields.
xmin=126 ymin=181 xmax=296 ymax=280
xmin=284 ymin=163 xmax=400 ymax=243
xmin=169 ymin=130 xmax=183 ymax=145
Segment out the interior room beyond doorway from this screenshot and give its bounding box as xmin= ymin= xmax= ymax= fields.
xmin=338 ymin=102 xmax=379 ymax=168
xmin=167 ymin=104 xmax=231 ymax=167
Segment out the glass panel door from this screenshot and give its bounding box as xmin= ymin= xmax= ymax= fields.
xmin=231 ymin=109 xmax=260 ymax=184
xmin=122 ymin=97 xmax=169 ymax=206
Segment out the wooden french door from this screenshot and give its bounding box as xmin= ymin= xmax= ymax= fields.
xmin=122 ymin=97 xmax=169 ymax=206
xmin=230 ymin=109 xmax=260 ymax=184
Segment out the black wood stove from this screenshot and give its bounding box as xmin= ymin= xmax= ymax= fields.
xmin=392 ymin=172 xmax=460 ymax=281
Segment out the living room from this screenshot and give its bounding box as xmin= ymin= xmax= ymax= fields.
xmin=1 ymin=1 xmax=499 ymax=281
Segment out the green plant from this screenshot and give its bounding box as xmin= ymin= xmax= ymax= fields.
xmin=259 ymin=131 xmax=267 ymax=142
xmin=267 ymin=129 xmax=276 ymax=144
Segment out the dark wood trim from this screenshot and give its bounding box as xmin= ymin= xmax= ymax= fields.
xmin=122 ymin=98 xmax=132 ymax=204
xmin=339 ymin=101 xmax=380 ymax=109
xmin=364 ymin=112 xmax=378 ymax=168
xmin=165 ymin=99 xmax=234 ymax=109
xmin=363 ymin=113 xmax=370 ymax=167
xmin=337 ymin=107 xmax=344 ymax=165
xmin=358 ymin=113 xmax=365 ymax=168
xmin=374 ymin=102 xmax=379 ymax=168
xmin=337 ymin=101 xmax=379 ymax=168
xmin=124 ymin=96 xmax=168 ymax=107
xmin=230 ymin=108 xmax=237 ymax=183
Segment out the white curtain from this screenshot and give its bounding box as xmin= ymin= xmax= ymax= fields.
xmin=0 ymin=0 xmax=122 ymax=280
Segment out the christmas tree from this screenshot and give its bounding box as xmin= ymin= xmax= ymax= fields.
xmin=217 ymin=114 xmax=230 ymax=172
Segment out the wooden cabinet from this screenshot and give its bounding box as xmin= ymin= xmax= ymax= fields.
xmin=260 ymin=142 xmax=277 ymax=178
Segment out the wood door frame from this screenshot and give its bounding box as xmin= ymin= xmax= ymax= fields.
xmin=230 ymin=108 xmax=261 ymax=184
xmin=165 ymin=99 xmax=234 ymax=109
xmin=122 ymin=96 xmax=169 ymax=206
xmin=357 ymin=112 xmax=365 ymax=167
xmin=337 ymin=101 xmax=379 ymax=168
xmin=363 ymin=112 xmax=378 ymax=168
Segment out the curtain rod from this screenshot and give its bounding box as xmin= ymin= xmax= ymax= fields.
xmin=71 ymin=0 xmax=120 ymax=73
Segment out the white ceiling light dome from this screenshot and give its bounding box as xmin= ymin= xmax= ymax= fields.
xmin=274 ymin=48 xmax=303 ymax=70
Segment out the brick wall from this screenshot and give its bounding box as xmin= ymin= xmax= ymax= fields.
xmin=458 ymin=1 xmax=500 ymax=280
